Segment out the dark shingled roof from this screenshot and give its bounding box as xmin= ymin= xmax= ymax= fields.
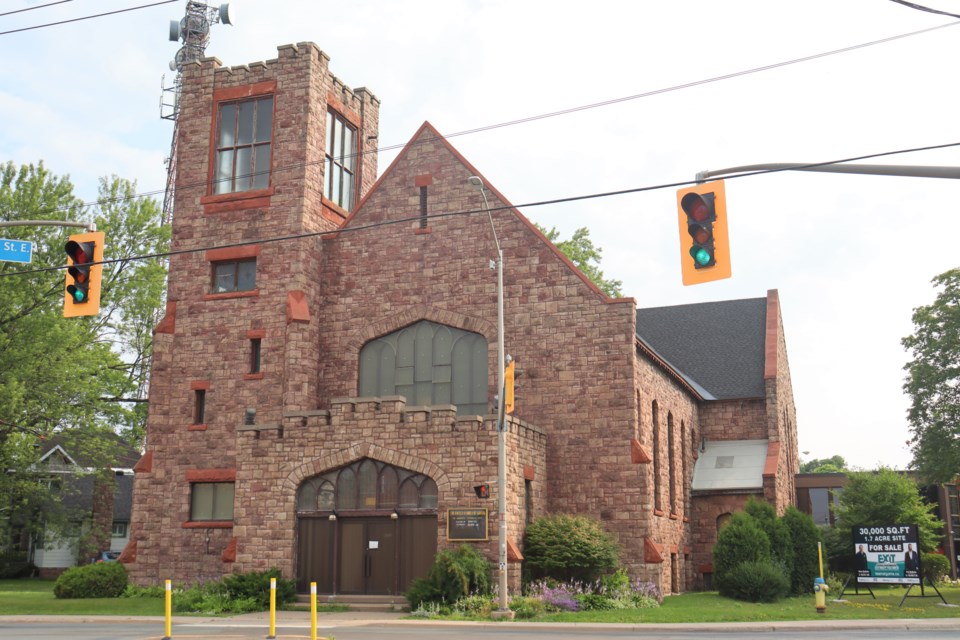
xmin=636 ymin=297 xmax=768 ymax=400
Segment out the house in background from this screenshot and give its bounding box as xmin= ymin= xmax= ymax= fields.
xmin=124 ymin=41 xmax=799 ymax=596
xmin=795 ymin=472 xmax=960 ymax=581
xmin=7 ymin=437 xmax=138 ymax=579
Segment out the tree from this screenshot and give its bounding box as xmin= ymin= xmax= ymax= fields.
xmin=535 ymin=224 xmax=623 ymax=297
xmin=799 ymin=455 xmax=848 ymax=474
xmin=780 ymin=506 xmax=823 ymax=595
xmin=902 ymin=268 xmax=960 ymax=484
xmin=0 ymin=162 xmax=167 ymax=548
xmin=832 ymin=468 xmax=944 ymax=553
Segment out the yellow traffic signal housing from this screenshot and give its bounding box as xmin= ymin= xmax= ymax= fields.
xmin=504 ymin=360 xmax=516 ymax=414
xmin=63 ymin=230 xmax=104 ymax=318
xmin=676 ymin=180 xmax=731 ymax=286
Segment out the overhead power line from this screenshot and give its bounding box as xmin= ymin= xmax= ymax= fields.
xmin=0 ymin=0 xmax=75 ymax=19
xmin=3 ymin=140 xmax=959 ymax=280
xmin=888 ymin=0 xmax=960 ymax=19
xmin=4 ymin=14 xmax=958 ymax=219
xmin=0 ymin=0 xmax=178 ymax=36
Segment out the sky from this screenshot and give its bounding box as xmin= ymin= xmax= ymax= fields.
xmin=1 ymin=0 xmax=958 ymax=470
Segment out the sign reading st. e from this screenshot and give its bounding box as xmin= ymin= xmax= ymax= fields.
xmin=0 ymin=239 xmax=33 ymax=263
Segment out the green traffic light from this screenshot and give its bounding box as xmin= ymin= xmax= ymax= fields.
xmin=690 ymin=246 xmax=712 ymax=266
xmin=67 ymin=285 xmax=86 ymax=303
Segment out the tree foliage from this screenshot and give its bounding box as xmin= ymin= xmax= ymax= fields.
xmin=902 ymin=268 xmax=960 ymax=483
xmin=799 ymin=454 xmax=848 ymax=474
xmin=535 ymin=224 xmax=623 ymax=297
xmin=0 ymin=161 xmax=168 ymax=548
xmin=832 ymin=468 xmax=944 ymax=553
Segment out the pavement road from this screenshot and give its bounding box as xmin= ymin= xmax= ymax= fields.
xmin=2 ymin=613 xmax=960 ymax=640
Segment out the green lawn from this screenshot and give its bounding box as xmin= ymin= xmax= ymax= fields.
xmin=4 ymin=579 xmax=960 ymax=621
xmin=538 ymin=586 xmax=960 ymax=623
xmin=0 ymin=579 xmax=165 ymax=616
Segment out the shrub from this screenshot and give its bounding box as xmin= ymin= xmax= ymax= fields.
xmin=575 ymin=593 xmax=623 ymax=610
xmin=720 ymin=560 xmax=790 ymax=603
xmin=523 ymin=514 xmax=619 ymax=584
xmin=452 ymin=594 xmax=495 ymax=616
xmin=712 ymin=512 xmax=770 ymax=594
xmin=172 ymin=569 xmax=296 ymax=614
xmin=509 ymin=595 xmax=547 ymax=619
xmin=745 ymin=499 xmax=794 ymax=582
xmin=220 ymin=568 xmax=296 ymax=608
xmin=54 ymin=561 xmax=128 ymax=598
xmin=121 ymin=583 xmax=166 ymax=598
xmin=922 ymin=553 xmax=950 ymax=585
xmin=780 ymin=506 xmax=823 ymax=595
xmin=403 ymin=544 xmax=491 ymax=607
xmin=0 ymin=552 xmax=35 ymax=579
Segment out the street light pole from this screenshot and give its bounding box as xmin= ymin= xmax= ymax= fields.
xmin=468 ymin=176 xmax=511 ymax=616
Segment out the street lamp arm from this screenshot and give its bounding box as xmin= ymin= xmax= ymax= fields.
xmin=696 ymin=163 xmax=960 ymax=183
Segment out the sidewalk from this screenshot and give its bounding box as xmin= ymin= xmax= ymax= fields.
xmin=3 ymin=609 xmax=960 ymax=633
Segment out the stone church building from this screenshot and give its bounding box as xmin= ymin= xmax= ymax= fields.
xmin=123 ymin=42 xmax=799 ymax=596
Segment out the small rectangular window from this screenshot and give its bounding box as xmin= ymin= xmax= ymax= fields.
xmin=193 ymin=389 xmax=206 ymax=425
xmin=111 ymin=522 xmax=128 ymax=538
xmin=190 ymin=482 xmax=235 ymax=521
xmin=212 ymin=259 xmax=256 ymax=293
xmin=250 ymin=338 xmax=261 ymax=374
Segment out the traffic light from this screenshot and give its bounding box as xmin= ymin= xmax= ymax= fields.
xmin=474 ymin=484 xmax=490 ymax=499
xmin=63 ymin=231 xmax=104 ymax=317
xmin=676 ymin=180 xmax=731 ymax=286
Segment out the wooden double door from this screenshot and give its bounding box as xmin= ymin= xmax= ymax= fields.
xmin=297 ymin=515 xmax=436 ymax=595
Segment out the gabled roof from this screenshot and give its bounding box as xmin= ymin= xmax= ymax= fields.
xmin=635 ymin=296 xmax=768 ymax=400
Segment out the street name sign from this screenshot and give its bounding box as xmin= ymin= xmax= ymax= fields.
xmin=0 ymin=239 xmax=33 ymax=263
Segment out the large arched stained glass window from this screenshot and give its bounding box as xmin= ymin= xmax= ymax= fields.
xmin=359 ymin=320 xmax=488 ymax=416
xmin=297 ymin=459 xmax=438 ymax=512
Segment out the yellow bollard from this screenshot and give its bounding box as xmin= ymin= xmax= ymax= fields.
xmin=310 ymin=581 xmax=317 ymax=640
xmin=267 ymin=577 xmax=277 ymax=639
xmin=164 ymin=579 xmax=172 ymax=639
xmin=814 ymin=542 xmax=828 ymax=613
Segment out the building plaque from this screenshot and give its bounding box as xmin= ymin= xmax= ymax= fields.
xmin=447 ymin=508 xmax=488 ymax=541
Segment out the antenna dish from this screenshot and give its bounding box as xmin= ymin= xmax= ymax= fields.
xmin=169 ymin=60 xmax=177 ymax=71
xmin=219 ymin=3 xmax=234 ymax=26
xmin=168 ymin=19 xmax=181 ymax=42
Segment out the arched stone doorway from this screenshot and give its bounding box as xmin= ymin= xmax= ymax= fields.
xmin=296 ymin=458 xmax=438 ymax=595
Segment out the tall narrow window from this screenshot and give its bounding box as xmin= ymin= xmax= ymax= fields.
xmin=524 ymin=479 xmax=533 ymax=525
xmin=325 ymin=110 xmax=357 ymax=211
xmin=250 ymin=338 xmax=262 ymax=374
xmin=652 ymin=400 xmax=661 ymax=512
xmin=193 ymin=389 xmax=206 ymax=425
xmin=214 ymin=95 xmax=273 ymax=194
xmin=668 ymin=412 xmax=676 ymax=513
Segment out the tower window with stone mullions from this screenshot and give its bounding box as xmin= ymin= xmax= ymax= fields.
xmin=214 ymin=96 xmax=274 ymax=194
xmin=325 ymin=109 xmax=357 ymax=211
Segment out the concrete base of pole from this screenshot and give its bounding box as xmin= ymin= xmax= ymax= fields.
xmin=491 ymin=609 xmax=516 ymax=620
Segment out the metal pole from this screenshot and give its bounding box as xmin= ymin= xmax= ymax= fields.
xmin=696 ymin=162 xmax=960 ymax=183
xmin=468 ymin=176 xmax=510 ymax=615
xmin=496 ymin=246 xmax=508 ymax=614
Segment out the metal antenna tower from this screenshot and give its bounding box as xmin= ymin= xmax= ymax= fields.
xmin=160 ymin=1 xmax=234 ymax=225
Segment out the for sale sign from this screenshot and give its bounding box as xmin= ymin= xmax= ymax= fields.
xmin=853 ymin=524 xmax=920 ymax=585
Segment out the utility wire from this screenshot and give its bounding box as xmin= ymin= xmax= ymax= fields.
xmin=0 ymin=0 xmax=75 ymax=19
xmin=4 ymin=15 xmax=958 ymax=218
xmin=3 ymin=140 xmax=959 ymax=279
xmin=0 ymin=0 xmax=177 ymax=36
xmin=888 ymin=0 xmax=960 ymax=19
